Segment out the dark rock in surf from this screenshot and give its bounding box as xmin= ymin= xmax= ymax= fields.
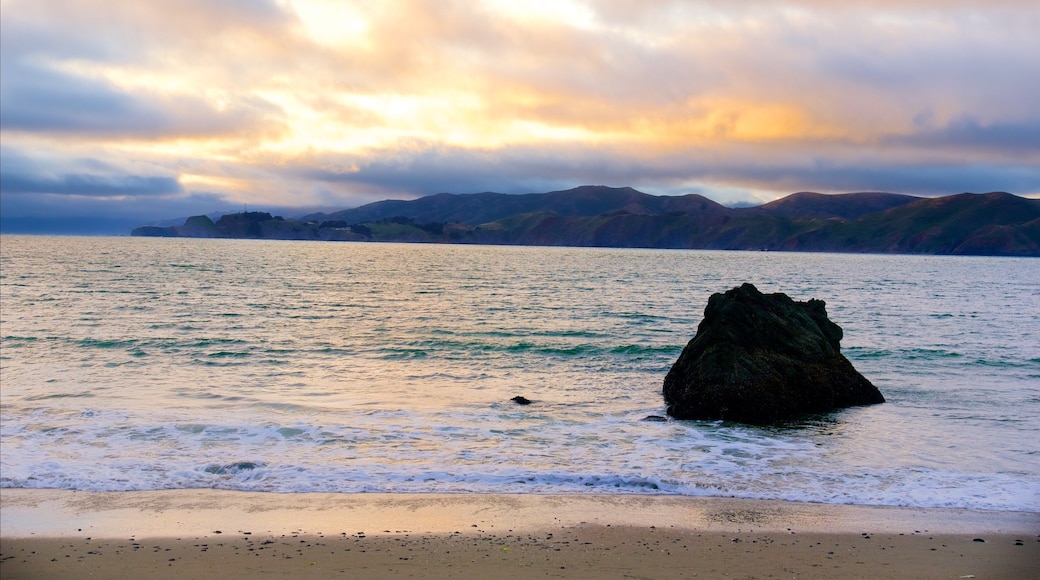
xmin=204 ymin=461 xmax=264 ymax=475
xmin=511 ymin=396 xmax=532 ymax=405
xmin=641 ymin=415 xmax=668 ymax=422
xmin=663 ymin=283 xmax=884 ymax=424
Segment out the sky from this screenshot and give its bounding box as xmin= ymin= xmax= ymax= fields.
xmin=2 ymin=0 xmax=1039 ymax=230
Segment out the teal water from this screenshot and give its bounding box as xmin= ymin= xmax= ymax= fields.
xmin=1 ymin=235 xmax=1037 ymax=510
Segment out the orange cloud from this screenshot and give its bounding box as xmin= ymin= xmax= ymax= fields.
xmin=1 ymin=0 xmax=1038 ymax=222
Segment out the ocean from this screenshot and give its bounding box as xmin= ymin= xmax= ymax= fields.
xmin=1 ymin=235 xmax=1037 ymax=511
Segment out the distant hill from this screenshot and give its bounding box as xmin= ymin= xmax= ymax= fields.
xmin=134 ymin=186 xmax=1040 ymax=256
xmin=748 ymin=191 xmax=920 ymax=220
xmin=782 ymin=192 xmax=1040 ymax=255
xmin=301 ymin=185 xmax=730 ymax=225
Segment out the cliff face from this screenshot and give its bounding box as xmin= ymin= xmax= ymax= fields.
xmin=179 ymin=215 xmax=219 ymax=237
xmin=132 ymin=212 xmax=367 ymax=242
xmin=132 ymin=187 xmax=1040 ymax=256
xmin=214 ymin=212 xmax=273 ymax=238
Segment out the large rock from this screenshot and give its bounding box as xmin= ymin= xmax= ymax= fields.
xmin=663 ymin=283 xmax=884 ymax=424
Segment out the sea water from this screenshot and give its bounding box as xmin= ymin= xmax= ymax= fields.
xmin=1 ymin=235 xmax=1037 ymax=511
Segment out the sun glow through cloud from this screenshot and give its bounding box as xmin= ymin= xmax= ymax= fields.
xmin=287 ymin=0 xmax=371 ymax=48
xmin=1 ymin=0 xmax=1038 ymax=224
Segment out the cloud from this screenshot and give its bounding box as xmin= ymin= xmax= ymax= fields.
xmin=886 ymin=117 xmax=1040 ymax=156
xmin=0 ymin=0 xmax=295 ymax=64
xmin=0 ymin=146 xmax=180 ymax=191
xmin=0 ymin=185 xmax=228 ymax=221
xmin=0 ymin=57 xmax=287 ymax=141
xmin=0 ymin=0 xmax=293 ymax=143
xmin=700 ymin=160 xmax=1040 ymax=197
xmin=2 ymin=0 xmax=1039 ymax=225
xmin=0 ymin=145 xmax=225 ymax=223
xmin=275 ymin=139 xmax=1040 ymax=205
xmin=0 ymin=172 xmax=182 ymax=198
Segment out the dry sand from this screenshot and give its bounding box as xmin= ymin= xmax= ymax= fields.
xmin=2 ymin=489 xmax=1037 ymax=579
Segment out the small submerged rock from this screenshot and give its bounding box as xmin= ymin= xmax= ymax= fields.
xmin=204 ymin=461 xmax=263 ymax=475
xmin=511 ymin=396 xmax=532 ymax=405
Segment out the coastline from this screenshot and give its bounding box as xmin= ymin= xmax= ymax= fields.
xmin=3 ymin=489 xmax=1037 ymax=578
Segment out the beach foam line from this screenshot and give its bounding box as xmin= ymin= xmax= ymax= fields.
xmin=2 ymin=489 xmax=1037 ymax=538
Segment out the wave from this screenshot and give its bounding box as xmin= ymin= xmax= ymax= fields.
xmin=4 ymin=239 xmax=1039 ymax=516
xmin=846 ymin=347 xmax=965 ymax=360
xmin=2 ymin=408 xmax=1036 ymax=512
xmin=3 ymin=464 xmax=1035 ymax=512
xmin=5 ymin=333 xmax=680 ymax=363
xmin=1 ymin=335 xmax=39 ymax=343
xmin=76 ymin=338 xmax=137 ymax=349
xmin=23 ymin=392 xmax=95 ymax=401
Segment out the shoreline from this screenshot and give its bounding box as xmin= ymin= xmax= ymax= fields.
xmin=3 ymin=489 xmax=1039 ymax=538
xmin=3 ymin=490 xmax=1037 ymax=579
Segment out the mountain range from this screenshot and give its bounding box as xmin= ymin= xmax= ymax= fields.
xmin=132 ymin=185 xmax=1040 ymax=256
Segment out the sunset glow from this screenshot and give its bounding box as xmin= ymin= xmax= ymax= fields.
xmin=1 ymin=0 xmax=1038 ymax=224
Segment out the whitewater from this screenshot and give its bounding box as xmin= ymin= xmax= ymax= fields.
xmin=1 ymin=235 xmax=1037 ymax=511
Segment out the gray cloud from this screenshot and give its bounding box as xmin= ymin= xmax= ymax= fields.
xmin=0 ymin=146 xmax=182 ymax=194
xmin=0 ymin=185 xmax=241 ymax=224
xmin=0 ymin=59 xmax=286 ymax=139
xmin=0 ymin=0 xmax=295 ymax=64
xmin=710 ymin=160 xmax=1033 ymax=199
xmin=0 ymin=146 xmax=218 ymax=224
xmin=280 ymin=142 xmax=1040 ymax=205
xmin=2 ymin=0 xmax=1039 ymax=224
xmin=0 ymin=172 xmax=183 ymax=198
xmin=885 ymin=117 xmax=1040 ymax=155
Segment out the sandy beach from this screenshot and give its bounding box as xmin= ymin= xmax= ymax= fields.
xmin=2 ymin=490 xmax=1036 ymax=579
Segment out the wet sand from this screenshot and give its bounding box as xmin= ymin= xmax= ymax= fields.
xmin=2 ymin=489 xmax=1037 ymax=579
